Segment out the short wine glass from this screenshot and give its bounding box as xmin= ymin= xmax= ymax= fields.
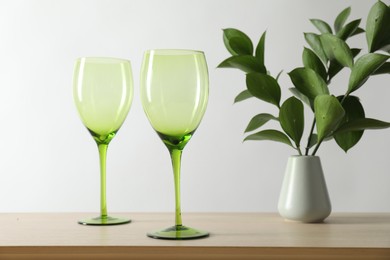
xmin=140 ymin=49 xmax=209 ymax=239
xmin=73 ymin=57 xmax=133 ymax=225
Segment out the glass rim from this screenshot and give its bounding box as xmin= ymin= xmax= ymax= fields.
xmin=75 ymin=57 xmax=131 ymax=64
xmin=144 ymin=49 xmax=205 ymax=56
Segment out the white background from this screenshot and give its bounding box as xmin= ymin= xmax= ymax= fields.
xmin=0 ymin=0 xmax=389 ymax=213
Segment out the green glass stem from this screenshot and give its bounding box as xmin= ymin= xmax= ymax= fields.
xmin=98 ymin=143 xmax=108 ymax=219
xmin=169 ymin=148 xmax=183 ymax=227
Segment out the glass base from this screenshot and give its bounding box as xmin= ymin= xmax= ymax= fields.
xmin=78 ymin=216 xmax=131 ymax=226
xmin=147 ymin=225 xmax=209 ymax=240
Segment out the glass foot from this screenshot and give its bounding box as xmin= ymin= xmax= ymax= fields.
xmin=147 ymin=225 xmax=209 ymax=240
xmin=78 ymin=216 xmax=131 ymax=225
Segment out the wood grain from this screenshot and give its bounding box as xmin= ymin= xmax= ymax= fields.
xmin=0 ymin=213 xmax=389 ymax=259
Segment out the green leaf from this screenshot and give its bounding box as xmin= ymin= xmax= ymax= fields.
xmin=218 ymin=55 xmax=266 ymax=74
xmin=328 ymin=48 xmax=361 ymax=82
xmin=334 ymin=96 xmax=365 ymax=152
xmin=246 ymin=73 xmax=281 ymax=107
xmin=334 ymin=7 xmax=351 ymax=33
xmin=347 ymin=53 xmax=390 ymax=95
xmin=279 ymin=97 xmax=304 ymax=147
xmin=304 ymin=33 xmax=328 ymax=64
xmin=244 ymin=113 xmax=278 ymax=133
xmin=244 ymin=129 xmax=293 ymax=148
xmin=223 ymin=28 xmax=253 ymax=55
xmin=288 ymin=68 xmax=329 ymax=100
xmin=336 ymin=19 xmax=361 ymax=41
xmin=320 ymin=33 xmax=353 ymax=68
xmin=255 ymin=31 xmax=266 ymax=65
xmin=275 ymin=70 xmax=283 ymax=81
xmin=229 ymin=37 xmax=253 ymax=56
xmin=234 ymin=90 xmax=253 ymax=103
xmin=310 ymin=19 xmax=333 ymax=34
xmin=351 ymin=27 xmax=365 ymax=37
xmin=314 ymin=94 xmax=345 ymax=142
xmin=372 ymin=62 xmax=390 ymax=75
xmin=309 ymin=133 xmax=334 ymax=148
xmin=307 ymin=134 xmax=318 ymax=149
xmin=289 ymin=88 xmax=312 ymax=108
xmin=366 ymin=1 xmax=390 ymax=53
xmin=302 ymin=47 xmax=327 ymax=81
xmin=335 ymin=118 xmax=390 ymax=133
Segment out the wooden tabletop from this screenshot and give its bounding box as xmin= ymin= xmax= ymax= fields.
xmin=0 ymin=212 xmax=389 ymax=259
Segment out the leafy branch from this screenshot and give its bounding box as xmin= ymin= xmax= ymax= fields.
xmin=218 ymin=1 xmax=390 ymax=155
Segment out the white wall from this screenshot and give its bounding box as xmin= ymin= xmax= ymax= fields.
xmin=0 ymin=0 xmax=389 ymax=213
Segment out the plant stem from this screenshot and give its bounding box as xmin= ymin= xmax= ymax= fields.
xmin=169 ymin=148 xmax=183 ymax=227
xmin=340 ymin=94 xmax=348 ymax=104
xmin=98 ymin=144 xmax=108 ymax=219
xmin=297 ymin=146 xmax=302 ymax=156
xmin=311 ymin=140 xmax=323 ymax=156
xmin=305 ymin=118 xmax=316 ymax=155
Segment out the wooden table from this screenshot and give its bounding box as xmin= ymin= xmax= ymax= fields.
xmin=0 ymin=213 xmax=389 ymax=259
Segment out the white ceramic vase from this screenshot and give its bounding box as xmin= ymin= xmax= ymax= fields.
xmin=278 ymin=155 xmax=331 ymax=223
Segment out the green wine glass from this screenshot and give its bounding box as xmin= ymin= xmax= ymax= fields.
xmin=140 ymin=49 xmax=209 ymax=239
xmin=73 ymin=57 xmax=133 ymax=225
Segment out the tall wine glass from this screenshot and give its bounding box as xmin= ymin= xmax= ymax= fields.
xmin=140 ymin=49 xmax=209 ymax=239
xmin=73 ymin=57 xmax=133 ymax=225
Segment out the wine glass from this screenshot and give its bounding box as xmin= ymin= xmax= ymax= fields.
xmin=73 ymin=57 xmax=133 ymax=225
xmin=140 ymin=49 xmax=209 ymax=239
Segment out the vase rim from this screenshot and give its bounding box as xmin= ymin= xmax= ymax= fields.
xmin=289 ymin=155 xmax=320 ymax=158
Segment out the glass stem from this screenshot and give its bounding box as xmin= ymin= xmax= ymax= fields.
xmin=169 ymin=148 xmax=183 ymax=227
xmin=98 ymin=143 xmax=108 ymax=219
